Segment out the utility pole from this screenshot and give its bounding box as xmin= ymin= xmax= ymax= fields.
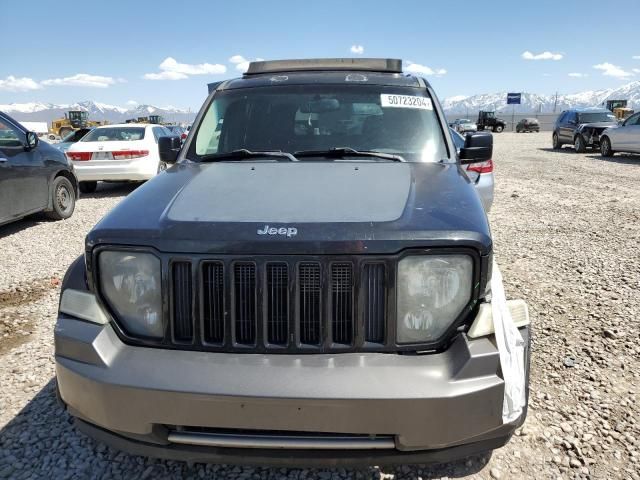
xmin=553 ymin=91 xmax=558 ymax=113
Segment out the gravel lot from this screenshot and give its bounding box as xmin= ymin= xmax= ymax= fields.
xmin=1 ymin=133 xmax=639 ymax=479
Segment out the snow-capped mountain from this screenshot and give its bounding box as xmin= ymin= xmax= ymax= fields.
xmin=0 ymin=100 xmax=195 ymax=124
xmin=443 ymin=81 xmax=640 ymax=114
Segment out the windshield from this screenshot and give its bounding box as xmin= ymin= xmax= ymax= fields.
xmin=68 ymin=111 xmax=87 ymax=121
xmin=81 ymin=127 xmax=145 ymax=142
xmin=190 ymin=85 xmax=449 ymax=163
xmin=578 ymin=112 xmax=616 ymax=123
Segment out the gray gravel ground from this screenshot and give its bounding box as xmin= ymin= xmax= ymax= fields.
xmin=0 ymin=133 xmax=639 ymax=479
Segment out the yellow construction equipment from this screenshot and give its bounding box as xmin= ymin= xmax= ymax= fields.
xmin=49 ymin=110 xmax=105 ymax=138
xmin=613 ymin=107 xmax=634 ymax=121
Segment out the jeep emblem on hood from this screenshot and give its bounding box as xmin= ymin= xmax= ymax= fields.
xmin=257 ymin=225 xmax=298 ymax=237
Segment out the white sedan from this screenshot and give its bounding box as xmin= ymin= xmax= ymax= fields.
xmin=600 ymin=112 xmax=640 ymax=157
xmin=65 ymin=123 xmax=175 ymax=193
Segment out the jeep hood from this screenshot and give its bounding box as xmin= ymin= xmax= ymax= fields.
xmin=88 ymin=161 xmax=491 ymax=255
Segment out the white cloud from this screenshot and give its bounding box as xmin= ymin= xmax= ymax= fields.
xmin=126 ymin=100 xmax=139 ymax=106
xmin=542 ymin=73 xmax=552 ymax=77
xmin=568 ymin=72 xmax=588 ymax=78
xmin=143 ymin=71 xmax=189 ymax=81
xmin=159 ymin=57 xmax=226 ymax=75
xmin=41 ymin=73 xmax=119 ymax=88
xmin=229 ymin=55 xmax=247 ymax=64
xmin=633 ymin=55 xmax=640 ymax=60
xmin=233 ymin=57 xmax=264 ymax=72
xmin=144 ymin=57 xmax=226 ymax=80
xmin=592 ymin=62 xmax=634 ymax=78
xmin=521 ymin=51 xmax=563 ymax=61
xmin=404 ymin=63 xmax=446 ymax=76
xmin=350 ymin=45 xmax=364 ymax=55
xmin=633 ymin=68 xmax=640 ymax=74
xmin=0 ymin=75 xmax=42 ymax=92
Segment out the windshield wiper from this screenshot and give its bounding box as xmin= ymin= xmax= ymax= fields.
xmin=199 ymin=149 xmax=298 ymax=162
xmin=294 ymin=147 xmax=405 ymax=162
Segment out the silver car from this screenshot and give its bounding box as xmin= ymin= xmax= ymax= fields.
xmin=450 ymin=128 xmax=494 ymax=212
xmin=600 ymin=112 xmax=640 ymax=156
xmin=451 ymin=118 xmax=478 ymax=134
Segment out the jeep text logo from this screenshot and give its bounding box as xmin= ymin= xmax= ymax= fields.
xmin=257 ymin=225 xmax=298 ymax=238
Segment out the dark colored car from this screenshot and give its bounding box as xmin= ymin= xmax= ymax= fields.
xmin=515 ymin=118 xmax=539 ymax=133
xmin=53 ymin=127 xmax=94 ymax=153
xmin=552 ymin=108 xmax=617 ymax=152
xmin=0 ymin=111 xmax=78 ymax=227
xmin=55 ymin=58 xmax=530 ymax=466
xmin=165 ymin=124 xmax=187 ymax=143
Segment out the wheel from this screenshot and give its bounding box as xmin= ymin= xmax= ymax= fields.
xmin=79 ymin=181 xmax=98 ymax=194
xmin=516 ymin=127 xmax=521 ymax=133
xmin=46 ymin=176 xmax=75 ymax=220
xmin=494 ymin=125 xmax=504 ymax=133
xmin=58 ymin=127 xmax=72 ymax=139
xmin=552 ymin=132 xmax=562 ymax=149
xmin=157 ymin=161 xmax=167 ymax=173
xmin=600 ymin=136 xmax=614 ymax=157
xmin=574 ymin=135 xmax=586 ymax=153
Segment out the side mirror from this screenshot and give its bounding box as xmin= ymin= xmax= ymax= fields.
xmin=460 ymin=132 xmax=492 ymax=164
xmin=158 ymin=136 xmax=181 ymax=163
xmin=25 ymin=131 xmax=39 ymax=150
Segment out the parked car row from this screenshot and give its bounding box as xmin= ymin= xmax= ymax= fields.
xmin=66 ymin=123 xmax=179 ymax=193
xmin=552 ymin=107 xmax=640 ymax=155
xmin=0 ymin=111 xmax=184 ymax=226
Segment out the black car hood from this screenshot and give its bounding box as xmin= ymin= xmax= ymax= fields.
xmin=87 ymin=161 xmax=491 ymax=255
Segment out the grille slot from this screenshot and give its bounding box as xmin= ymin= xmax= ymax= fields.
xmin=331 ymin=263 xmax=354 ymax=345
xmin=363 ymin=264 xmax=386 ymax=343
xmin=234 ymin=263 xmax=257 ymax=344
xmin=266 ymin=263 xmax=289 ymax=345
xmin=172 ymin=262 xmax=193 ymax=342
xmin=299 ymin=263 xmax=322 ymax=345
xmin=202 ymin=262 xmax=225 ymax=344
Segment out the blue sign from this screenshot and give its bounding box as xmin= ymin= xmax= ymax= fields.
xmin=507 ymin=93 xmax=521 ymax=105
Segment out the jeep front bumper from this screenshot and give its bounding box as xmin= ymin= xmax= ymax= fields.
xmin=54 ymin=309 xmax=530 ymax=466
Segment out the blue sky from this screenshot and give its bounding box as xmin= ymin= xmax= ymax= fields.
xmin=2 ymin=0 xmax=639 ymax=110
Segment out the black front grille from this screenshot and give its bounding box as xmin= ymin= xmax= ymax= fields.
xmin=234 ymin=263 xmax=257 ymax=344
xmin=266 ymin=263 xmax=289 ymax=345
xmin=202 ymin=262 xmax=224 ymax=344
xmin=172 ymin=262 xmax=193 ymax=342
xmin=166 ymin=256 xmax=392 ymax=353
xmin=331 ymin=264 xmax=353 ymax=345
xmin=363 ymin=263 xmax=386 ymax=343
xmin=299 ymin=263 xmax=322 ymax=345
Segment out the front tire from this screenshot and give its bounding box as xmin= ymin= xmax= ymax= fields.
xmin=600 ymin=136 xmax=614 ymax=157
xmin=58 ymin=127 xmax=72 ymax=139
xmin=574 ymin=135 xmax=586 ymax=153
xmin=552 ymin=132 xmax=562 ymax=149
xmin=79 ymin=181 xmax=98 ymax=194
xmin=46 ymin=176 xmax=75 ymax=220
xmin=494 ymin=125 xmax=504 ymax=133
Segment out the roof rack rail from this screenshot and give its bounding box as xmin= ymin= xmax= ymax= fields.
xmin=245 ymin=58 xmax=403 ymax=76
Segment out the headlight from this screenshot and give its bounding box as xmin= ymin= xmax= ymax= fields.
xmin=397 ymin=255 xmax=473 ymax=343
xmin=99 ymin=251 xmax=163 ymax=338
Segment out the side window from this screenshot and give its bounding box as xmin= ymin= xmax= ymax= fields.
xmin=566 ymin=112 xmax=577 ymax=124
xmin=0 ymin=117 xmax=24 ymax=148
xmin=626 ymin=113 xmax=640 ymax=126
xmin=557 ymin=112 xmax=566 ymax=124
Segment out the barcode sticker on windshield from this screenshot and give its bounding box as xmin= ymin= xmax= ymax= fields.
xmin=380 ymin=94 xmax=432 ymax=110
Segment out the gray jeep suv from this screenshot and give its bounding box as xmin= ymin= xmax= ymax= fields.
xmin=55 ymin=58 xmax=530 ymax=466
